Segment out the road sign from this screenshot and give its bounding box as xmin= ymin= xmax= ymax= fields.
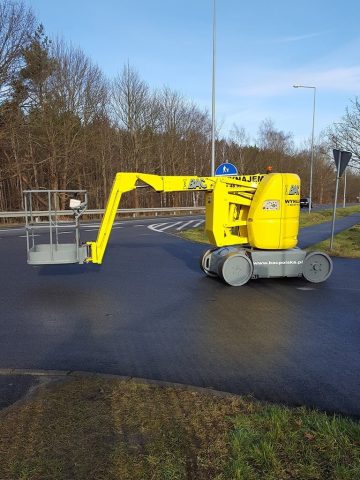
xmin=215 ymin=162 xmax=238 ymax=176
xmin=330 ymin=149 xmax=352 ymax=250
xmin=333 ymin=149 xmax=352 ymax=178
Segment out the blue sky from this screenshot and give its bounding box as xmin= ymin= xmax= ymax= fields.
xmin=24 ymin=0 xmax=360 ymax=146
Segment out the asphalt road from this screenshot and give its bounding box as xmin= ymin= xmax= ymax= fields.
xmin=0 ymin=214 xmax=359 ymax=416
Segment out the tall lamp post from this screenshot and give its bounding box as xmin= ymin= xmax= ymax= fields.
xmin=211 ymin=0 xmax=216 ymax=176
xmin=293 ymin=85 xmax=316 ymax=213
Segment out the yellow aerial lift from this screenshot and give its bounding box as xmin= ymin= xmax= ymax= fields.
xmin=23 ymin=171 xmax=333 ymax=286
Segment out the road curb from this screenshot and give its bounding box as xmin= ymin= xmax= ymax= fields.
xmin=0 ymin=368 xmax=244 ymax=405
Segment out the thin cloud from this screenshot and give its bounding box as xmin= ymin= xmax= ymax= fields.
xmin=229 ymin=66 xmax=360 ymax=97
xmin=273 ymin=31 xmax=328 ymax=43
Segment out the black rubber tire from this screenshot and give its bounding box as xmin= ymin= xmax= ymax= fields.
xmin=200 ymin=248 xmax=217 ymax=277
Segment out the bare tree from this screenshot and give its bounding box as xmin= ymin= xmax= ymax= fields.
xmin=257 ymin=118 xmax=294 ymax=155
xmin=50 ymin=40 xmax=108 ymax=125
xmin=111 ymin=64 xmax=154 ymax=133
xmin=327 ymin=97 xmax=360 ymax=169
xmin=48 ymin=39 xmax=109 ymax=198
xmin=228 ymin=124 xmax=250 ymax=172
xmin=0 ymin=0 xmax=35 ymax=100
xmin=111 ymin=64 xmax=158 ymax=205
xmin=255 ymin=118 xmax=294 ymax=173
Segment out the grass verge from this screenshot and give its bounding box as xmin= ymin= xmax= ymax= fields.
xmin=307 ymin=224 xmax=360 ymax=258
xmin=0 ymin=377 xmax=359 ymax=480
xmin=178 ymin=226 xmax=210 ymax=244
xmin=299 ymin=205 xmax=360 ymax=228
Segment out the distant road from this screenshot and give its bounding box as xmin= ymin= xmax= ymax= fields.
xmin=302 ymin=202 xmax=358 ymax=211
xmin=0 ymin=215 xmax=205 ymax=240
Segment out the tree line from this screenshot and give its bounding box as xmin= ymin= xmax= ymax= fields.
xmin=0 ymin=0 xmax=359 ymax=216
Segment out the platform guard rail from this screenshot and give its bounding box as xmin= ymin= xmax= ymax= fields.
xmin=23 ymin=189 xmax=89 ymax=265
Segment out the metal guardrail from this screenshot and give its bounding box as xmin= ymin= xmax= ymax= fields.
xmin=0 ymin=206 xmax=205 ymax=219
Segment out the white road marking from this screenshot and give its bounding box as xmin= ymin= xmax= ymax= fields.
xmin=191 ymin=220 xmax=205 ymax=228
xmin=81 ymin=222 xmax=124 ymax=228
xmin=0 ymin=228 xmax=24 ymax=233
xmin=148 ymin=223 xmax=169 ymax=232
xmin=148 ymin=219 xmax=204 ymax=233
xmin=176 ymin=220 xmax=196 ymax=231
xmin=154 ymin=222 xmax=183 ymax=232
xmin=148 ymin=223 xmax=164 ymax=231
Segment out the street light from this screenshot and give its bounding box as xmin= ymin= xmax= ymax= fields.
xmin=211 ymin=0 xmax=216 ymax=176
xmin=293 ymin=84 xmax=316 ymax=213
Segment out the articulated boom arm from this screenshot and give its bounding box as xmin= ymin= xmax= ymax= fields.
xmin=86 ymin=172 xmax=264 ymax=264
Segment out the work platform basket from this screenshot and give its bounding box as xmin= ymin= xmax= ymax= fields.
xmin=23 ymin=189 xmax=89 ymax=265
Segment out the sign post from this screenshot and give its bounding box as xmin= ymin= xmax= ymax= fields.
xmin=330 ymin=149 xmax=352 ymax=249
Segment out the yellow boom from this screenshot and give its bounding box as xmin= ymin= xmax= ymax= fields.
xmin=86 ymin=172 xmax=300 ymax=264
